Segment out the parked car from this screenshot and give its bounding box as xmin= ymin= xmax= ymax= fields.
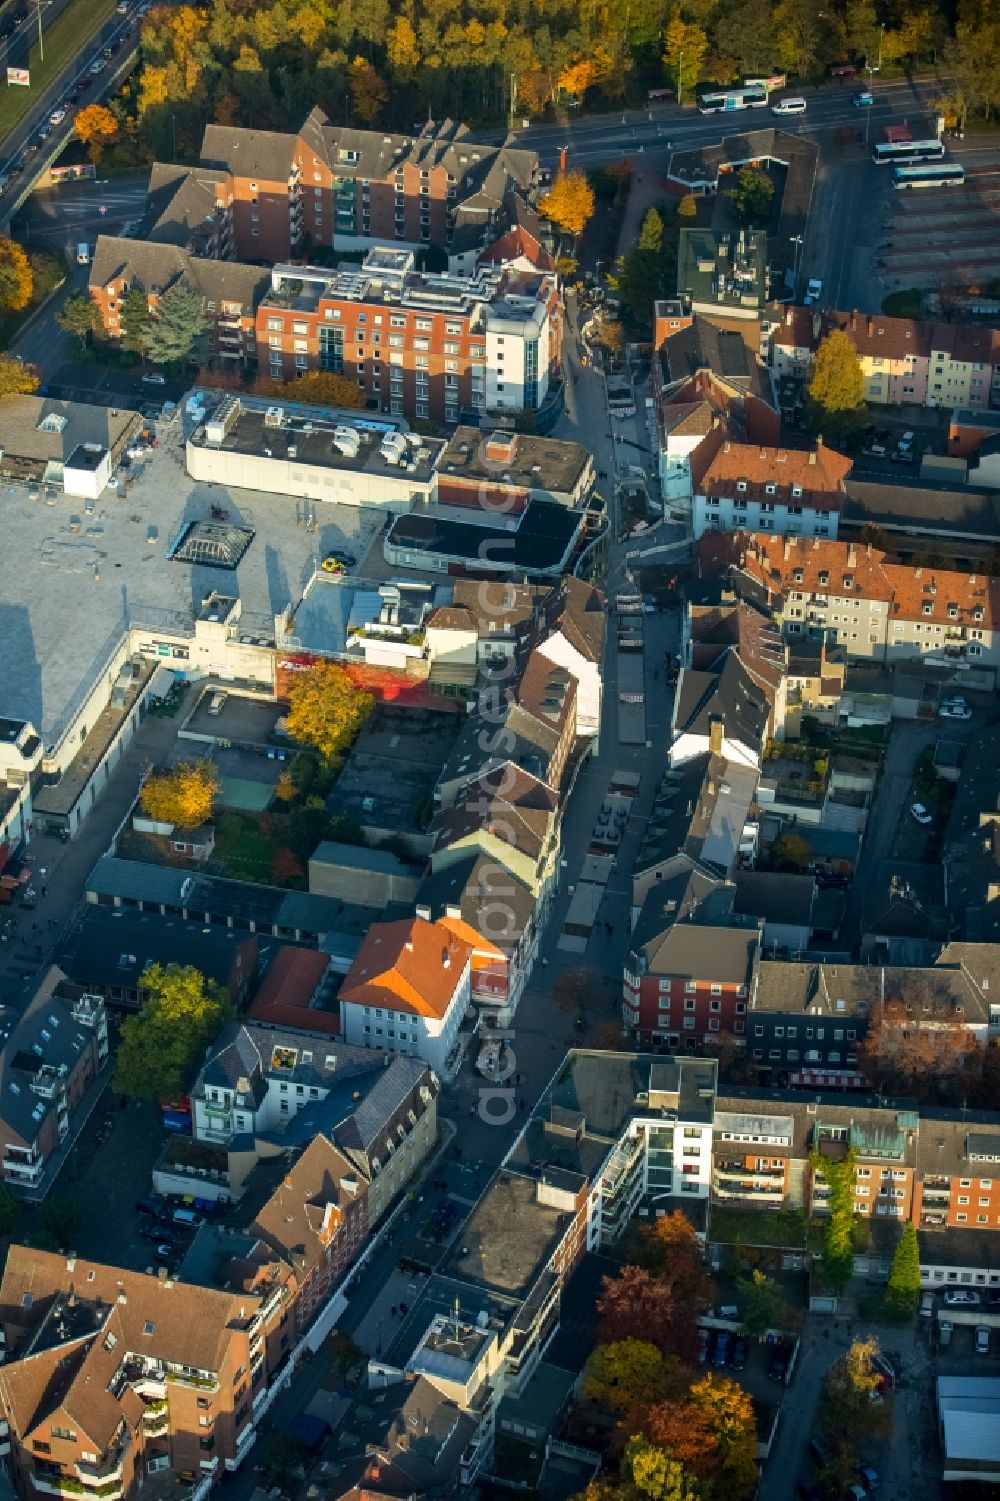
xmin=940 ymin=702 xmax=972 ymax=720
xmin=89 ymin=55 xmax=104 ymax=73
xmin=769 ymin=1344 xmax=791 ymax=1382
xmin=910 ymin=802 xmax=933 ymax=825
xmin=207 ymin=691 xmax=227 ymax=716
xmin=141 ymin=371 xmax=166 ymax=385
xmin=975 ymin=1326 xmax=990 ymax=1354
xmin=986 ymin=1289 xmax=1000 ymax=1308
xmin=865 ymin=442 xmax=887 ymax=457
xmin=140 ymin=1226 xmax=174 ymax=1244
xmin=920 ymin=1290 xmax=935 ymax=1318
xmin=772 ymin=96 xmax=807 ymax=114
xmin=939 ymin=1319 xmax=954 ymax=1347
xmin=712 ymin=1332 xmax=730 ymax=1367
xmin=135 ymin=1197 xmax=168 ymax=1220
xmin=729 ymin=1337 xmax=748 ymax=1371
xmin=48 ymin=108 xmax=66 ymax=125
xmin=853 ymin=90 xmax=874 ymax=105
xmin=897 ymin=430 xmax=915 ymax=448
xmin=804 ymin=277 xmax=823 ymax=305
xmin=890 ymin=449 xmax=915 ymax=464
xmin=944 ymin=1289 xmax=981 ymax=1306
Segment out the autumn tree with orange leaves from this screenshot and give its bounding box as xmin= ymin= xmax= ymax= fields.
xmin=539 ymin=170 xmax=595 ymax=240
xmin=75 ymin=103 xmax=120 ymax=162
xmin=860 ymin=994 xmax=977 ymax=1099
xmin=0 ymin=238 xmax=32 ymax=314
xmin=646 ymin=1373 xmax=757 ymax=1501
xmin=349 ymin=57 xmax=389 ymax=123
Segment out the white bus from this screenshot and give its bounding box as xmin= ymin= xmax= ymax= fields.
xmin=872 ymin=138 xmax=946 ymax=166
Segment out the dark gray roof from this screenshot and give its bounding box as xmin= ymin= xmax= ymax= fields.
xmin=843 ymin=477 xmax=1000 ymax=541
xmin=144 ymin=162 xmax=231 ymax=248
xmin=58 ymin=907 xmax=256 ymax=995
xmin=199 ymin=123 xmax=297 ymax=181
xmin=0 ymin=971 xmax=102 ymax=1145
xmin=733 ymin=871 xmax=815 ymax=928
xmin=661 ymin=315 xmax=770 ymax=399
xmin=90 ymin=235 xmax=270 ymax=312
xmin=415 ymin=851 xmax=535 ymax=957
xmin=673 ymin=653 xmax=771 ymax=754
xmin=198 ymin=1022 xmax=374 ymax=1098
xmin=631 ymin=915 xmax=760 ymax=984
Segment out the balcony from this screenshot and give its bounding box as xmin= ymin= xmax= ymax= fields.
xmin=166 ymin=1372 xmax=219 ymax=1394
xmin=715 ymin=1162 xmax=785 ymax=1182
xmin=76 ymin=1452 xmax=125 ymax=1486
xmin=4 ymin=1155 xmax=43 ymax=1185
xmin=922 ymin=1184 xmax=951 ymax=1202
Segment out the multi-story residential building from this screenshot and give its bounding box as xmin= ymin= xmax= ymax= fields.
xmin=0 ymin=969 xmax=108 ymax=1197
xmin=692 ymin=438 xmax=851 ymax=540
xmin=699 ymin=531 xmax=1000 ymax=671
xmin=670 ymin=657 xmax=774 ymax=769
xmin=255 ymin=249 xmax=560 ymax=423
xmin=186 ymin=1022 xmax=438 ymax=1221
xmin=152 ymin=113 xmax=539 ymax=269
xmin=250 ymin=1134 xmax=368 ymax=1333
xmin=624 ymin=892 xmax=761 ymax=1048
xmin=763 ymin=304 xmax=1000 ymax=412
xmin=428 ymin=764 xmax=561 ymax=918
xmin=339 ymin=915 xmax=474 ymax=1079
xmin=915 ymin=1118 xmax=1000 ymax=1230
xmin=88 ymin=238 xmax=268 ymax=364
xmin=0 ymin=1246 xmax=266 ymax=1495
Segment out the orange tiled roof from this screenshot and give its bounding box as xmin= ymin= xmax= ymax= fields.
xmin=698 ymin=439 xmax=851 ymax=506
xmin=340 ymin=916 xmax=473 ymax=1019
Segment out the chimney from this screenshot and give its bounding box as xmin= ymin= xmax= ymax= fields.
xmin=708 ymin=715 xmax=724 ymax=756
xmin=850 ymin=310 xmax=857 ymax=331
xmin=847 ymin=544 xmax=857 ymax=568
xmin=867 ymin=315 xmax=874 ymax=336
xmin=405 ymin=939 xmax=414 ymax=952
xmin=809 ymin=448 xmax=818 ymax=465
xmin=867 ymin=542 xmax=872 ymax=557
xmin=783 ymin=537 xmax=791 ymax=562
xmin=785 ymin=306 xmax=792 ymax=326
xmin=442 ymin=948 xmax=451 ymax=970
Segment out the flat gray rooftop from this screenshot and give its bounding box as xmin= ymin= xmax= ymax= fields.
xmin=0 ymin=408 xmax=382 ymax=749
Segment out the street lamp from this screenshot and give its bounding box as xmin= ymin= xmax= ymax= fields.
xmin=789 ymin=234 xmax=803 ymax=297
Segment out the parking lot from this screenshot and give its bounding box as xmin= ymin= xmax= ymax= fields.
xmin=880 ymin=167 xmax=1000 ymax=292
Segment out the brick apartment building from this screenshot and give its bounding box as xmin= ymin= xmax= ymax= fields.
xmin=691 ymin=436 xmax=852 ymax=541
xmin=0 ymin=968 xmax=108 ymax=1196
xmin=146 ymin=111 xmax=538 ymax=270
xmin=623 ymin=899 xmax=762 ymax=1048
xmin=0 ymin=1247 xmax=266 ymax=1496
xmin=89 ymin=238 xmax=268 ymax=366
xmin=255 ymin=250 xmax=560 ymax=423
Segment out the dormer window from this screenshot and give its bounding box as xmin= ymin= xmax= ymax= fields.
xmin=793 ymin=569 xmax=804 ymax=584
xmin=843 ymin=574 xmax=854 ymax=588
xmin=974 ymin=608 xmax=985 ymax=622
xmin=922 ymin=602 xmax=933 ymax=616
xmin=818 ymin=570 xmax=829 ymax=586
xmin=765 ymin=482 xmax=776 ymax=495
xmin=737 ymin=479 xmax=747 ymax=492
xmin=792 ymin=484 xmax=803 ymax=498
xmin=948 ymin=604 xmax=958 ymax=619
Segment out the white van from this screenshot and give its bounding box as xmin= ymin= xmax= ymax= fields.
xmin=772 ymin=97 xmax=807 ymax=115
xmin=76 ymin=242 xmax=90 ymax=265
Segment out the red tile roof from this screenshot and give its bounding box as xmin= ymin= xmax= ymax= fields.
xmin=248 ymin=946 xmax=338 ymax=1035
xmin=696 ymin=439 xmax=851 ymax=508
xmin=340 ymin=916 xmax=473 ymax=1019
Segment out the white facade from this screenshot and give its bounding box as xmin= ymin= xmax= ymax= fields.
xmin=693 ymin=490 xmax=841 ymax=542
xmin=483 ymin=301 xmax=552 ymax=413
xmin=339 ymin=955 xmax=471 ymax=1080
xmin=186 ymin=438 xmax=437 ymax=510
xmin=64 ymin=445 xmax=112 ymax=500
xmin=537 ymin=631 xmax=602 ymax=744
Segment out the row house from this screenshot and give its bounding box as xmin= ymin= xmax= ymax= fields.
xmin=255 ymin=250 xmax=560 ymax=424
xmin=763 ymin=304 xmax=1000 ymax=412
xmin=691 ymin=438 xmax=852 ymax=541
xmin=0 ymin=969 xmax=108 ymax=1196
xmin=624 ymin=893 xmax=761 ymax=1048
xmin=0 ymin=1246 xmax=266 ymax=1497
xmin=189 ymin=1023 xmax=438 ymax=1222
xmin=89 ymin=236 xmax=268 ymax=364
xmin=699 ymin=531 xmax=1000 ymax=671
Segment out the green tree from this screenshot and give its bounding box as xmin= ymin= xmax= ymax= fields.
xmin=771 ymin=832 xmax=811 ymax=869
xmin=824 ymin=1336 xmax=890 ymax=1438
xmin=728 ymin=168 xmax=775 ymax=225
xmin=886 ymin=1223 xmax=921 ymax=1314
xmin=583 ymin=1339 xmax=675 ymax=1412
xmin=119 ymin=288 xmax=153 ymax=357
xmin=57 ymin=292 xmax=97 ymax=347
xmin=677 ymin=194 xmax=698 ymax=220
xmin=0 ymin=1181 xmax=19 ymax=1235
xmin=810 ymin=1146 xmax=857 ymax=1290
xmin=539 ymin=171 xmax=596 ymax=240
xmin=39 ymin=1193 xmax=81 ymax=1250
xmin=712 ymin=0 xmax=777 ymax=74
xmin=618 ymin=207 xmax=668 ymax=325
xmin=808 ymin=329 xmax=864 ymax=414
xmin=737 ymin=1268 xmax=788 ymax=1337
xmin=114 ymin=963 xmax=234 ymax=1100
xmin=146 ymin=283 xmax=208 ymax=365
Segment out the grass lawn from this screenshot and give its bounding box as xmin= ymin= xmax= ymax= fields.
xmin=213 ymin=811 xmax=282 ymax=883
xmin=0 ymin=0 xmax=121 ymax=140
xmin=0 ymin=244 xmax=65 ymax=345
xmin=710 ymin=1205 xmax=808 ymax=1249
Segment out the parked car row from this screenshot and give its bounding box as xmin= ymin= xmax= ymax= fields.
xmin=698 ymin=1329 xmax=750 ymax=1370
